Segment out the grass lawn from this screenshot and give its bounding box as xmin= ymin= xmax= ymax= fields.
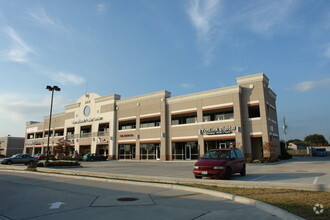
xmin=186 ymin=184 xmax=329 ymax=220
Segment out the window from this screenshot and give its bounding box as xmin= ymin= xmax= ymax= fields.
xmin=248 ymin=105 xmax=260 ymax=118
xmin=119 ymin=121 xmax=136 ymax=130
xmin=140 ymin=117 xmax=160 ymax=128
xmin=230 ymin=151 xmax=237 ymax=159
xmin=171 ymin=113 xmax=197 ymax=125
xmin=234 ymin=149 xmax=245 ymax=159
xmin=98 ymin=123 xmax=109 ymax=136
xmin=203 ymin=108 xmax=234 ymax=122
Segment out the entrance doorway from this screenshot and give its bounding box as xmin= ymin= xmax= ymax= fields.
xmin=119 ymin=144 xmax=136 ymax=160
xmin=185 ymin=145 xmax=191 ymax=160
xmin=156 ymin=146 xmax=161 ymax=160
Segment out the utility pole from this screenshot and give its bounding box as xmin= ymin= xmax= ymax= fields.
xmin=283 ymin=117 xmax=288 ymax=149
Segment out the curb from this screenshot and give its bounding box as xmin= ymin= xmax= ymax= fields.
xmin=0 ymin=168 xmax=304 ymax=220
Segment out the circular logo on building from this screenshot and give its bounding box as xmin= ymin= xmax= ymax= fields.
xmin=313 ymin=203 xmax=324 ymax=215
xmin=83 ymin=105 xmax=91 ymax=116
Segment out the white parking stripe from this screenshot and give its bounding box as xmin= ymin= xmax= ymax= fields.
xmin=250 ymin=175 xmax=266 ymax=181
xmin=313 ymin=177 xmax=319 ymax=184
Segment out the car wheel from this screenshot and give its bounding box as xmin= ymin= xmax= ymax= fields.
xmin=6 ymin=160 xmax=12 ymax=165
xmin=195 ymin=176 xmax=202 ymax=179
xmin=224 ymin=167 xmax=231 ymax=180
xmin=240 ymin=166 xmax=246 ymax=176
xmin=28 ymin=161 xmax=35 ymax=165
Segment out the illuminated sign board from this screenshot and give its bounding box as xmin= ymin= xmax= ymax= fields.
xmin=199 ymin=126 xmax=239 ymax=135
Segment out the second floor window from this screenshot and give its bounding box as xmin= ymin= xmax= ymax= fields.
xmin=172 ymin=113 xmax=197 ymax=125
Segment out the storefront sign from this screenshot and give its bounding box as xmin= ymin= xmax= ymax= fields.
xmin=200 ymin=126 xmax=239 ymax=135
xmin=120 ymin=134 xmax=134 ymax=138
xmin=98 ymin=137 xmax=108 ymax=143
xmin=26 ymin=127 xmax=38 ymax=133
xmin=72 ymin=116 xmax=103 ymax=124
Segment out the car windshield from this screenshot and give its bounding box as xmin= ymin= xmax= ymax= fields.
xmin=202 ymin=150 xmax=230 ymax=159
xmin=10 ymin=154 xmax=19 ymax=158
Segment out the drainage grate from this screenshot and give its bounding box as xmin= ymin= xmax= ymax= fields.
xmin=117 ymin=197 xmax=139 ymax=202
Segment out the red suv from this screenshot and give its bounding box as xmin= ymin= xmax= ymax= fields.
xmin=193 ymin=148 xmax=246 ymax=180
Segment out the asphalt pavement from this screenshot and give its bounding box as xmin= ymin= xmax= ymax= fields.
xmin=0 ymin=171 xmax=283 ymax=220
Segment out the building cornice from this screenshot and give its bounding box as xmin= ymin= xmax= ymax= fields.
xmin=167 ymin=86 xmax=240 ymax=104
xmin=95 ymin=94 xmax=121 ymax=103
xmin=117 ymin=90 xmax=171 ymax=105
xmin=65 ymin=103 xmax=80 ymax=110
xmin=236 ymin=73 xmax=269 ymax=85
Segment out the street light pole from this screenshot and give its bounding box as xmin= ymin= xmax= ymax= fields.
xmin=45 ymin=85 xmax=60 ymax=163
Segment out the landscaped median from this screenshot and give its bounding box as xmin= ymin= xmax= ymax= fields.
xmin=183 ymin=184 xmax=329 ymax=220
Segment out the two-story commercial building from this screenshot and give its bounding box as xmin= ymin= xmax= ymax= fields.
xmin=24 ymin=73 xmax=280 ymax=160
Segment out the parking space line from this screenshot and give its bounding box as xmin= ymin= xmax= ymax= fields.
xmin=313 ymin=177 xmax=319 ymax=184
xmin=250 ymin=175 xmax=266 ymax=181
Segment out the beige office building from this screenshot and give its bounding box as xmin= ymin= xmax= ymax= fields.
xmin=24 ymin=73 xmax=280 ymax=160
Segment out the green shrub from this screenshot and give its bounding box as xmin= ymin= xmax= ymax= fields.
xmin=37 ymin=162 xmax=44 ymax=167
xmin=45 ymin=161 xmax=81 ymax=167
xmin=26 ymin=163 xmax=37 ymax=171
xmin=246 ymin=157 xmax=253 ymax=163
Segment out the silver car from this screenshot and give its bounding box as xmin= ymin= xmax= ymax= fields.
xmin=1 ymin=154 xmax=38 ymax=165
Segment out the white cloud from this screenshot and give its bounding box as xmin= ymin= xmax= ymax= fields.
xmin=323 ymin=45 xmax=330 ymax=58
xmin=180 ymin=83 xmax=195 ymax=89
xmin=96 ymin=2 xmax=108 ymax=15
xmin=27 ymin=7 xmax=68 ymax=34
xmin=295 ymin=78 xmax=330 ymax=92
xmin=1 ymin=26 xmax=33 ymax=63
xmin=0 ymin=92 xmax=72 ymax=136
xmin=187 ymin=0 xmax=222 ymax=65
xmin=0 ymin=93 xmax=57 ymax=121
xmin=232 ymin=66 xmax=245 ymax=73
xmin=51 ymin=72 xmax=86 ymax=86
xmin=241 ymin=0 xmax=296 ymax=34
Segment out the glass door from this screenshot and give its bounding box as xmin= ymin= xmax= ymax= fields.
xmin=185 ymin=145 xmax=191 ymax=160
xmin=156 ymin=146 xmax=161 ymax=160
xmin=220 ymin=143 xmax=227 ymax=149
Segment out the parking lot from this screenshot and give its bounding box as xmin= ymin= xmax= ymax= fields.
xmin=1 ymin=156 xmax=329 ymax=187
xmin=69 ymin=157 xmax=330 ymax=186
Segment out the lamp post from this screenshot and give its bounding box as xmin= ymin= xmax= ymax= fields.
xmin=45 ymin=85 xmax=60 ymax=163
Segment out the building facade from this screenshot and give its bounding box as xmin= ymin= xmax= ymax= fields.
xmin=24 ymin=73 xmax=280 ymax=160
xmin=0 ymin=136 xmax=25 ymax=157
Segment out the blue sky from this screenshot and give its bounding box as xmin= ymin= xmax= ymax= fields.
xmin=0 ymin=0 xmax=329 ymax=142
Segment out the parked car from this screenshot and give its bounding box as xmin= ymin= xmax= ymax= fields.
xmin=82 ymin=154 xmax=107 ymax=161
xmin=313 ymin=148 xmax=328 ymax=157
xmin=193 ymin=148 xmax=246 ymax=180
xmin=1 ymin=154 xmax=39 ymax=165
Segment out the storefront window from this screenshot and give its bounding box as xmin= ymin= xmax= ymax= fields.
xmin=140 ymin=143 xmax=160 ymax=160
xmin=172 ymin=141 xmax=198 ymax=160
xmin=119 ymin=144 xmax=136 ymax=159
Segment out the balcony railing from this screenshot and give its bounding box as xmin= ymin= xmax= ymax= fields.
xmin=66 ymin=134 xmax=75 ymax=139
xmin=97 ymin=131 xmax=109 ymax=136
xmin=80 ymin=133 xmax=91 ymax=138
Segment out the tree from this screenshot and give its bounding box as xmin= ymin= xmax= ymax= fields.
xmin=52 ymin=138 xmax=71 ymax=159
xmin=287 ymin=139 xmax=303 ymax=143
xmin=304 ymin=134 xmax=329 ymax=146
